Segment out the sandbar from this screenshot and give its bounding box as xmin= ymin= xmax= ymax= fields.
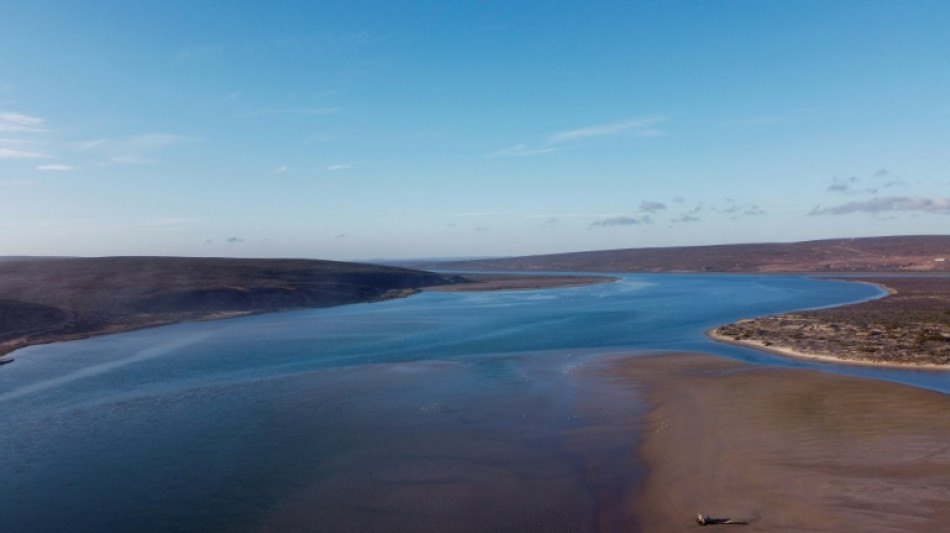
xmin=615 ymin=352 xmax=950 ymax=532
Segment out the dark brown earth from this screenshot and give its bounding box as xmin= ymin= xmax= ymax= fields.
xmin=410 ymin=235 xmax=950 ymax=273
xmin=0 ymin=256 xmax=467 ymax=358
xmin=712 ymin=276 xmax=950 ymax=367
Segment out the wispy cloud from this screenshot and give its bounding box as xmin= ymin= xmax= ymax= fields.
xmin=0 ymin=111 xmax=50 ymax=158
xmin=0 ymin=112 xmax=44 ymax=132
xmin=550 ymin=117 xmax=667 ymax=144
xmin=723 ymin=201 xmax=765 ymax=218
xmin=590 ymin=215 xmax=652 ymax=227
xmin=827 ymin=174 xmax=880 ymax=195
xmin=810 ymin=196 xmax=950 ymax=216
xmin=327 ymin=163 xmax=352 ymax=171
xmin=826 ymin=168 xmax=905 ymax=195
xmin=672 ymin=206 xmax=703 ymax=223
xmin=36 ymin=164 xmax=74 ymax=171
xmin=227 ymin=237 xmax=244 ymax=243
xmin=672 ymin=214 xmax=701 ymax=223
xmin=0 ymin=147 xmax=46 ymax=159
xmin=490 ymin=117 xmax=667 ymax=157
xmin=79 ymin=133 xmax=197 ymax=165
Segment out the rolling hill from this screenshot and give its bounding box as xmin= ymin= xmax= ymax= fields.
xmin=0 ymin=256 xmax=464 ymax=357
xmin=411 ymin=235 xmax=950 ymax=273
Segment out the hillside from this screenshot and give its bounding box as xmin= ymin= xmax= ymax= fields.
xmin=0 ymin=256 xmax=464 ymax=357
xmin=411 ymin=235 xmax=950 ymax=273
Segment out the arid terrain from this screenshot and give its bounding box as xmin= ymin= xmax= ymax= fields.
xmin=4 ymin=236 xmax=950 ymax=367
xmin=712 ymin=276 xmax=950 ymax=367
xmin=0 ymin=257 xmax=468 ymax=358
xmin=411 ymin=235 xmax=950 ymax=273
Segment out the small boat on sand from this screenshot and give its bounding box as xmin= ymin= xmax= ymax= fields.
xmin=697 ymin=513 xmax=748 ymax=525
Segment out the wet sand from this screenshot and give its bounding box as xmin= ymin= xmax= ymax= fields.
xmin=253 ymin=355 xmax=645 ymax=533
xmin=254 ymin=352 xmax=950 ymax=532
xmin=617 ymin=353 xmax=950 ymax=532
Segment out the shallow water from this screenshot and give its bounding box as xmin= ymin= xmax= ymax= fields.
xmin=0 ymin=274 xmax=945 ymax=531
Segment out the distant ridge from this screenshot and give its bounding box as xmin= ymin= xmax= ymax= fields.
xmin=409 ymin=235 xmax=950 ymax=273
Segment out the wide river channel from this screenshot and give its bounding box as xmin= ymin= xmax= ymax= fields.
xmin=2 ymin=274 xmax=948 ymax=532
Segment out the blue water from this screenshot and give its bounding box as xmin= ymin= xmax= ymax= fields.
xmin=1 ymin=274 xmax=947 ymax=532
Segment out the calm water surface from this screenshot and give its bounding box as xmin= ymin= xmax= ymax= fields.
xmin=1 ymin=274 xmax=946 ymax=532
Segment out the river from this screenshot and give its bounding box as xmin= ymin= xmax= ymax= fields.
xmin=1 ymin=274 xmax=947 ymax=532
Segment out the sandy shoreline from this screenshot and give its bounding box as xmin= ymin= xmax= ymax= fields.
xmin=705 ymin=329 xmax=950 ymax=371
xmin=707 ymin=276 xmax=950 ymax=370
xmin=614 ymin=352 xmax=950 ymax=532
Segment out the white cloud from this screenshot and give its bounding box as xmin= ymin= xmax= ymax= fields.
xmin=489 ymin=144 xmax=560 ymax=157
xmin=327 ymin=163 xmax=352 ymax=171
xmin=490 ymin=117 xmax=666 ymax=158
xmin=0 ymin=111 xmax=50 ymax=158
xmin=79 ymin=133 xmax=197 ymax=165
xmin=0 ymin=147 xmax=46 ymax=159
xmin=36 ymin=164 xmax=74 ymax=171
xmin=0 ymin=112 xmax=44 ymax=132
xmin=550 ymin=117 xmax=667 ymax=144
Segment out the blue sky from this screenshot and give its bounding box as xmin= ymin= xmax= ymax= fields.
xmin=2 ymin=1 xmax=949 ymax=260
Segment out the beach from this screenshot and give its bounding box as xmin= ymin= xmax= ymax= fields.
xmin=617 ymin=352 xmax=950 ymax=532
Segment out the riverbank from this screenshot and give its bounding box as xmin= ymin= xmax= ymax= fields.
xmin=710 ymin=276 xmax=950 ymax=369
xmin=615 ymin=352 xmax=950 ymax=532
xmin=0 ymin=264 xmax=615 ymax=361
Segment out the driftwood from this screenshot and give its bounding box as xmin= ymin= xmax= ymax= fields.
xmin=697 ymin=513 xmax=749 ymax=525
